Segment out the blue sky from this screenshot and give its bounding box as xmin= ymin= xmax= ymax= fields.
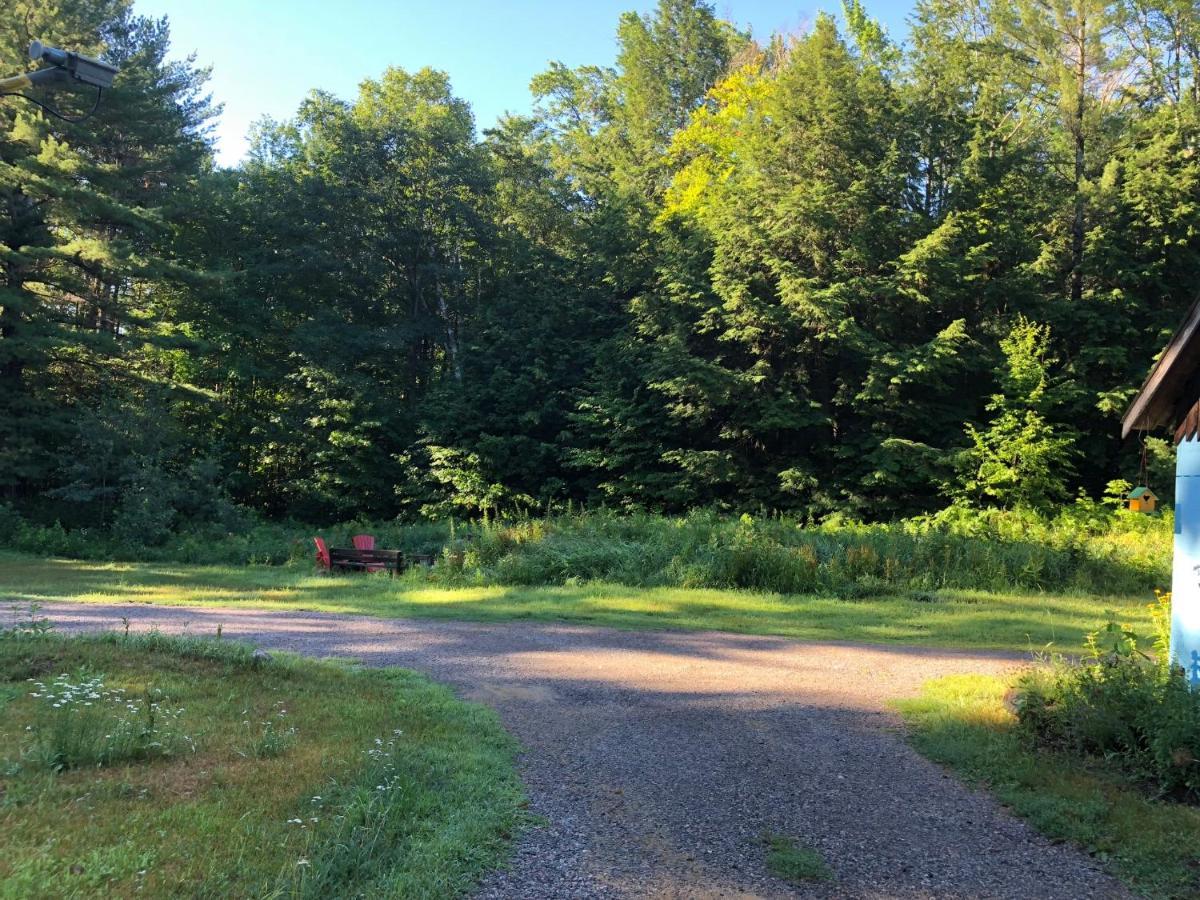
xmin=132 ymin=0 xmax=917 ymax=166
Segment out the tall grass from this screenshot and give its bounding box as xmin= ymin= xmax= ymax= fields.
xmin=0 ymin=629 xmax=525 ymax=898
xmin=20 ymin=673 xmax=194 ymax=771
xmin=447 ymin=506 xmax=1169 ymax=597
xmin=2 ymin=502 xmax=1171 ymax=597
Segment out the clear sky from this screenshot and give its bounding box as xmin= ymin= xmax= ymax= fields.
xmin=131 ymin=0 xmax=917 ymax=166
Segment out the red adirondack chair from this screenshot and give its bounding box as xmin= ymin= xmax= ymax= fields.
xmin=352 ymin=534 xmax=386 ymax=572
xmin=313 ymin=536 xmax=331 ymax=571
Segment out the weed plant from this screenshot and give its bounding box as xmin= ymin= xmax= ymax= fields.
xmin=1013 ymin=593 xmax=1200 ymax=799
xmin=20 ymin=673 xmax=193 ymax=772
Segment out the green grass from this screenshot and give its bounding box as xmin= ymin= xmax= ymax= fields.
xmin=763 ymin=833 xmax=834 ymax=884
xmin=0 ymin=628 xmax=525 ymax=898
xmin=0 ymin=552 xmax=1156 ymax=654
xmin=5 ymin=505 xmax=1171 ymax=597
xmin=897 ymin=675 xmax=1200 ymax=898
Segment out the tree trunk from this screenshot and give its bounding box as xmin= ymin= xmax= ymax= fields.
xmin=1070 ymin=12 xmax=1087 ymax=305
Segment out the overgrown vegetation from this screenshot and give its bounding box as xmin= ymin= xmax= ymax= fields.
xmin=0 ymin=503 xmax=1171 ymax=598
xmin=0 ymin=618 xmax=525 ymax=897
xmin=22 ymin=672 xmax=194 ymax=772
xmin=1014 ymin=593 xmax=1200 ymax=801
xmin=446 ymin=506 xmax=1170 ymax=598
xmin=3 ymin=0 xmax=1197 ymax=530
xmin=898 ymin=605 xmax=1200 ymax=898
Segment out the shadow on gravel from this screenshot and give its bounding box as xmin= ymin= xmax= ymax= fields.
xmin=36 ymin=603 xmax=1121 ymax=900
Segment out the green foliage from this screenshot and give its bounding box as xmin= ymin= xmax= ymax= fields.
xmin=763 ymin=833 xmax=834 ymax=884
xmin=4 ymin=0 xmax=1200 ymax=527
xmin=958 ymin=319 xmax=1079 ymax=509
xmin=1014 ymin=600 xmax=1200 ymax=799
xmin=898 ymin=673 xmax=1200 ymax=899
xmin=455 ymin=506 xmax=1169 ymax=597
xmin=421 ymin=445 xmax=535 ymax=520
xmin=1 ymin=1 xmax=215 ymax=498
xmin=0 ymin=503 xmax=1171 ymax=598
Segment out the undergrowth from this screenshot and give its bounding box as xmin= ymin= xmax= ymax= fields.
xmin=1013 ymin=592 xmax=1200 ymax=800
xmin=0 ymin=502 xmax=1170 ymax=598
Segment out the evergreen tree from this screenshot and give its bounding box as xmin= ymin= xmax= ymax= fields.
xmin=6 ymin=0 xmax=1200 ymax=528
xmin=0 ymin=2 xmax=215 ymax=515
xmin=959 ymin=318 xmax=1078 ymax=508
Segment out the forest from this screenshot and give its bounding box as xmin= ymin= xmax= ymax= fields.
xmin=2 ymin=0 xmax=1199 ymax=547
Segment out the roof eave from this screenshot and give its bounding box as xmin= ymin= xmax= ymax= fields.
xmin=1121 ymin=297 xmax=1200 ymax=439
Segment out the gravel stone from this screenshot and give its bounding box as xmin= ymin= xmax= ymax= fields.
xmin=39 ymin=602 xmax=1130 ymax=899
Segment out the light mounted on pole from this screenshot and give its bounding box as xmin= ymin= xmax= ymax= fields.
xmin=0 ymin=40 xmax=119 ymax=122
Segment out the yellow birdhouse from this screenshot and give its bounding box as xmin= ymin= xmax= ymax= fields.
xmin=1127 ymin=486 xmax=1157 ymax=513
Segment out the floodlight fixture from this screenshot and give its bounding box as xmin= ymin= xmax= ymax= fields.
xmin=29 ymin=40 xmax=119 ymax=89
xmin=0 ymin=40 xmax=119 ymax=122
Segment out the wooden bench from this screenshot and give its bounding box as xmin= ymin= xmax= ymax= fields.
xmin=329 ymin=548 xmax=404 ymax=576
xmin=327 ymin=549 xmax=438 ymax=576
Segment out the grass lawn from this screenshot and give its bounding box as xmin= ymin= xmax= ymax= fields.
xmin=897 ymin=675 xmax=1200 ymax=899
xmin=0 ymin=552 xmax=1156 ymax=654
xmin=0 ymin=627 xmax=524 ymax=899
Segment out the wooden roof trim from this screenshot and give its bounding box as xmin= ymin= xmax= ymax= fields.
xmin=1122 ymin=296 xmax=1200 ymax=439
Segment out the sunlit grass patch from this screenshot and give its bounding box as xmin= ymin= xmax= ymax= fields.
xmin=897 ymin=675 xmax=1200 ymax=898
xmin=0 ymin=627 xmax=525 ymax=898
xmin=0 ymin=552 xmax=1155 ymax=654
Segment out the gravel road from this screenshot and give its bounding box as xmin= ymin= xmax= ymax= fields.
xmin=36 ymin=602 xmax=1128 ymax=899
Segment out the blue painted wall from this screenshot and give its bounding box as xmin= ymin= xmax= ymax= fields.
xmin=1172 ymin=437 xmax=1200 ymax=684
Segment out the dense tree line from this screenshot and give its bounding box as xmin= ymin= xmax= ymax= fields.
xmin=3 ymin=0 xmax=1199 ymax=538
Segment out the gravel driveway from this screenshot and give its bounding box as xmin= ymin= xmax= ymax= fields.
xmin=37 ymin=602 xmax=1127 ymax=899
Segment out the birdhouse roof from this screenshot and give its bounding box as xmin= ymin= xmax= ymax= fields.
xmin=1128 ymin=486 xmax=1156 ymax=499
xmin=1122 ymin=296 xmax=1200 ymax=439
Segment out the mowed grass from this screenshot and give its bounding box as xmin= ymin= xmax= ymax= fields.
xmin=0 ymin=552 xmax=1155 ymax=654
xmin=897 ymin=675 xmax=1200 ymax=899
xmin=0 ymin=629 xmax=524 ymax=899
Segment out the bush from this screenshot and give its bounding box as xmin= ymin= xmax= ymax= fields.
xmin=1013 ymin=594 xmax=1200 ymax=799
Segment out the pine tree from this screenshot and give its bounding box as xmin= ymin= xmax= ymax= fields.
xmin=959 ymin=318 xmax=1078 ymax=508
xmin=0 ymin=2 xmax=215 ymax=510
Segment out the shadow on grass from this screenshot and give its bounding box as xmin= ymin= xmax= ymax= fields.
xmin=0 ymin=552 xmax=1154 ymax=655
xmin=23 ymin=603 xmax=1139 ymax=898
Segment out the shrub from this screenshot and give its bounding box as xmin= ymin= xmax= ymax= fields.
xmin=1013 ymin=595 xmax=1200 ymax=799
xmin=450 ymin=505 xmax=1169 ymax=597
